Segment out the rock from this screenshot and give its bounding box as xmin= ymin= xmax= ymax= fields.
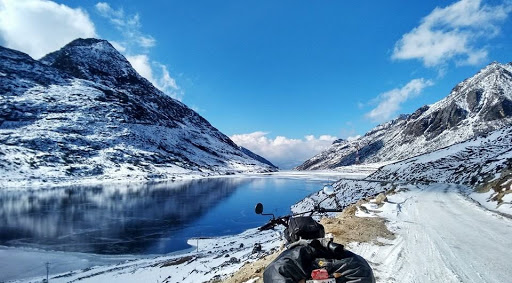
xmin=374 ymin=193 xmax=388 ymax=204
xmin=228 ymin=257 xmax=240 ymax=263
xmin=252 ymin=243 xmax=262 ymax=253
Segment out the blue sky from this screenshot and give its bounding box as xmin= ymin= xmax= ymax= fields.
xmin=1 ymin=0 xmax=511 ymax=168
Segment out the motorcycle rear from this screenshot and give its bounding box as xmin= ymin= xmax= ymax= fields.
xmin=255 ymin=185 xmax=375 ymax=283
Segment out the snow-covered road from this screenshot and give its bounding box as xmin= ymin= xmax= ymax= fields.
xmin=355 ymin=184 xmax=512 ymax=283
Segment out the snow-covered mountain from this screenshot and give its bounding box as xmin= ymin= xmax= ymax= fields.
xmin=297 ymin=61 xmax=512 ymax=170
xmin=294 ymin=126 xmax=512 ymax=218
xmin=0 ymin=38 xmax=275 ymax=187
xmin=239 ymin=147 xmax=278 ymax=169
xmin=370 ymin=126 xmax=512 ymax=186
xmin=369 ymin=125 xmax=512 ymax=215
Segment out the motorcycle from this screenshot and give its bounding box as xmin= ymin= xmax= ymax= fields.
xmin=255 ymin=185 xmax=375 ymax=283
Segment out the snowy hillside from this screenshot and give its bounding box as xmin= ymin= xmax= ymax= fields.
xmin=294 ymin=125 xmax=512 ymax=216
xmin=239 ymin=147 xmax=278 ymax=169
xmin=292 ymin=179 xmax=396 ymax=214
xmin=370 ymin=127 xmax=512 ymax=185
xmin=0 ymin=39 xmax=275 ymax=188
xmin=369 ymin=126 xmax=512 ymax=214
xmin=297 ymin=61 xmax=512 ymax=170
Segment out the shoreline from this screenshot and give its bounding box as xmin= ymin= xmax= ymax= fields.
xmin=0 ymin=167 xmax=378 ymax=191
xmin=0 ymin=169 xmax=380 ymax=282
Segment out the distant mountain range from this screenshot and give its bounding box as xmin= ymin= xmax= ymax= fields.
xmin=297 ymin=61 xmax=512 ymax=170
xmin=0 ymin=38 xmax=275 ymax=187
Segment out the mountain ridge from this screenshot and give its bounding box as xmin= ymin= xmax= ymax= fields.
xmin=239 ymin=147 xmax=278 ymax=169
xmin=0 ymin=38 xmax=275 ymax=187
xmin=297 ymin=61 xmax=512 ymax=170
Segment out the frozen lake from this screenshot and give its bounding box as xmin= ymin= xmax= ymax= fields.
xmin=0 ymin=176 xmax=333 ymax=255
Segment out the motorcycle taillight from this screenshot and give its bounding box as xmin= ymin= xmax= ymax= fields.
xmin=311 ymin=268 xmax=329 ymax=280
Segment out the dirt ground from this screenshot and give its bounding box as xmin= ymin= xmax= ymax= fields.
xmin=223 ymin=195 xmax=395 ymax=283
xmin=477 ymin=169 xmax=512 ymax=206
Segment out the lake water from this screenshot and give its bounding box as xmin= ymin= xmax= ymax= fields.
xmin=0 ymin=176 xmax=330 ymax=255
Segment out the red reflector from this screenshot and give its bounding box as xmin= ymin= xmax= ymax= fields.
xmin=311 ymin=268 xmax=329 ymax=280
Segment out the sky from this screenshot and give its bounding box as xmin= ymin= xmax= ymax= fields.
xmin=1 ymin=0 xmax=511 ymax=168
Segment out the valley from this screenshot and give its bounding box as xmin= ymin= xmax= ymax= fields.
xmin=0 ymin=15 xmax=511 ymax=282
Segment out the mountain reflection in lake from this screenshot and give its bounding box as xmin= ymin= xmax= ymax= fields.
xmin=0 ymin=177 xmax=325 ymax=254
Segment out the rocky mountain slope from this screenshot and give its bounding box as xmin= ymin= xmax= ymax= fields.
xmin=297 ymin=61 xmax=512 ymax=170
xmin=370 ymin=127 xmax=512 ymax=186
xmin=0 ymin=38 xmax=275 ymax=187
xmin=239 ymin=147 xmax=278 ymax=169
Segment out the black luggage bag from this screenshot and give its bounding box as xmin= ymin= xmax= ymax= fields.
xmin=284 ymin=216 xmax=325 ymax=243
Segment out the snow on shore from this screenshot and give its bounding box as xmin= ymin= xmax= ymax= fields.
xmin=5 ymin=168 xmax=511 ymax=282
xmin=1 ymin=168 xmax=370 ymax=191
xmin=13 ymin=228 xmax=281 ymax=283
xmin=292 ymin=178 xmax=399 ymax=214
xmin=3 ymin=170 xmax=372 ymax=283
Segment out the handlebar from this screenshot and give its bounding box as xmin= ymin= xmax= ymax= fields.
xmin=258 ymin=207 xmax=343 ymax=231
xmin=318 ymin=208 xmax=343 ymax=213
xmin=258 ymin=216 xmax=289 ymax=231
xmin=259 ymin=220 xmax=278 ymax=231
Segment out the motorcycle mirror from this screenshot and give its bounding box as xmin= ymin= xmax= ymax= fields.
xmin=323 ymin=185 xmax=335 ymax=196
xmin=255 ymin=203 xmax=264 ymax=214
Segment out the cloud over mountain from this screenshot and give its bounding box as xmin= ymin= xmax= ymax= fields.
xmin=366 ymin=78 xmax=434 ymax=122
xmin=231 ymin=132 xmax=337 ymax=169
xmin=0 ymin=0 xmax=96 ymax=59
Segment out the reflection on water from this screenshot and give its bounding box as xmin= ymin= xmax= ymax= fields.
xmin=0 ymin=177 xmax=324 ymax=254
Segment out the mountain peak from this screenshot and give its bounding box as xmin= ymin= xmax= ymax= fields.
xmin=297 ymin=60 xmax=512 ymax=170
xmin=478 ymin=61 xmax=509 ymax=77
xmin=40 ymin=38 xmax=145 ymax=88
xmin=449 ymin=61 xmax=512 ymax=103
xmin=488 ymin=61 xmax=500 ymax=67
xmin=66 ymin=38 xmax=110 ymax=47
xmin=479 ymin=61 xmax=510 ymax=76
xmin=1 ymin=40 xmax=276 ymax=185
xmin=0 ymin=45 xmax=69 ymax=93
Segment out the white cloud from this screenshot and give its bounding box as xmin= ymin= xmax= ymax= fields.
xmin=97 ymin=2 xmax=180 ymax=99
xmin=392 ymin=0 xmax=512 ymax=67
xmin=126 ymin=55 xmax=181 ymax=99
xmin=0 ymin=0 xmax=96 ymax=59
xmin=110 ymin=41 xmax=126 ymax=53
xmin=95 ymin=2 xmax=114 ymax=15
xmin=366 ymin=78 xmax=434 ymax=123
xmin=95 ymin=2 xmax=155 ymax=49
xmin=230 ymin=132 xmax=337 ymax=169
xmin=156 ymin=63 xmax=179 ymax=90
xmin=126 ymin=54 xmax=153 ymax=80
xmin=138 ymin=35 xmax=156 ymax=48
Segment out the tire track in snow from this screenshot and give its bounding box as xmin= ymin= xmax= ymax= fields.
xmin=354 ymin=184 xmax=512 ymax=283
